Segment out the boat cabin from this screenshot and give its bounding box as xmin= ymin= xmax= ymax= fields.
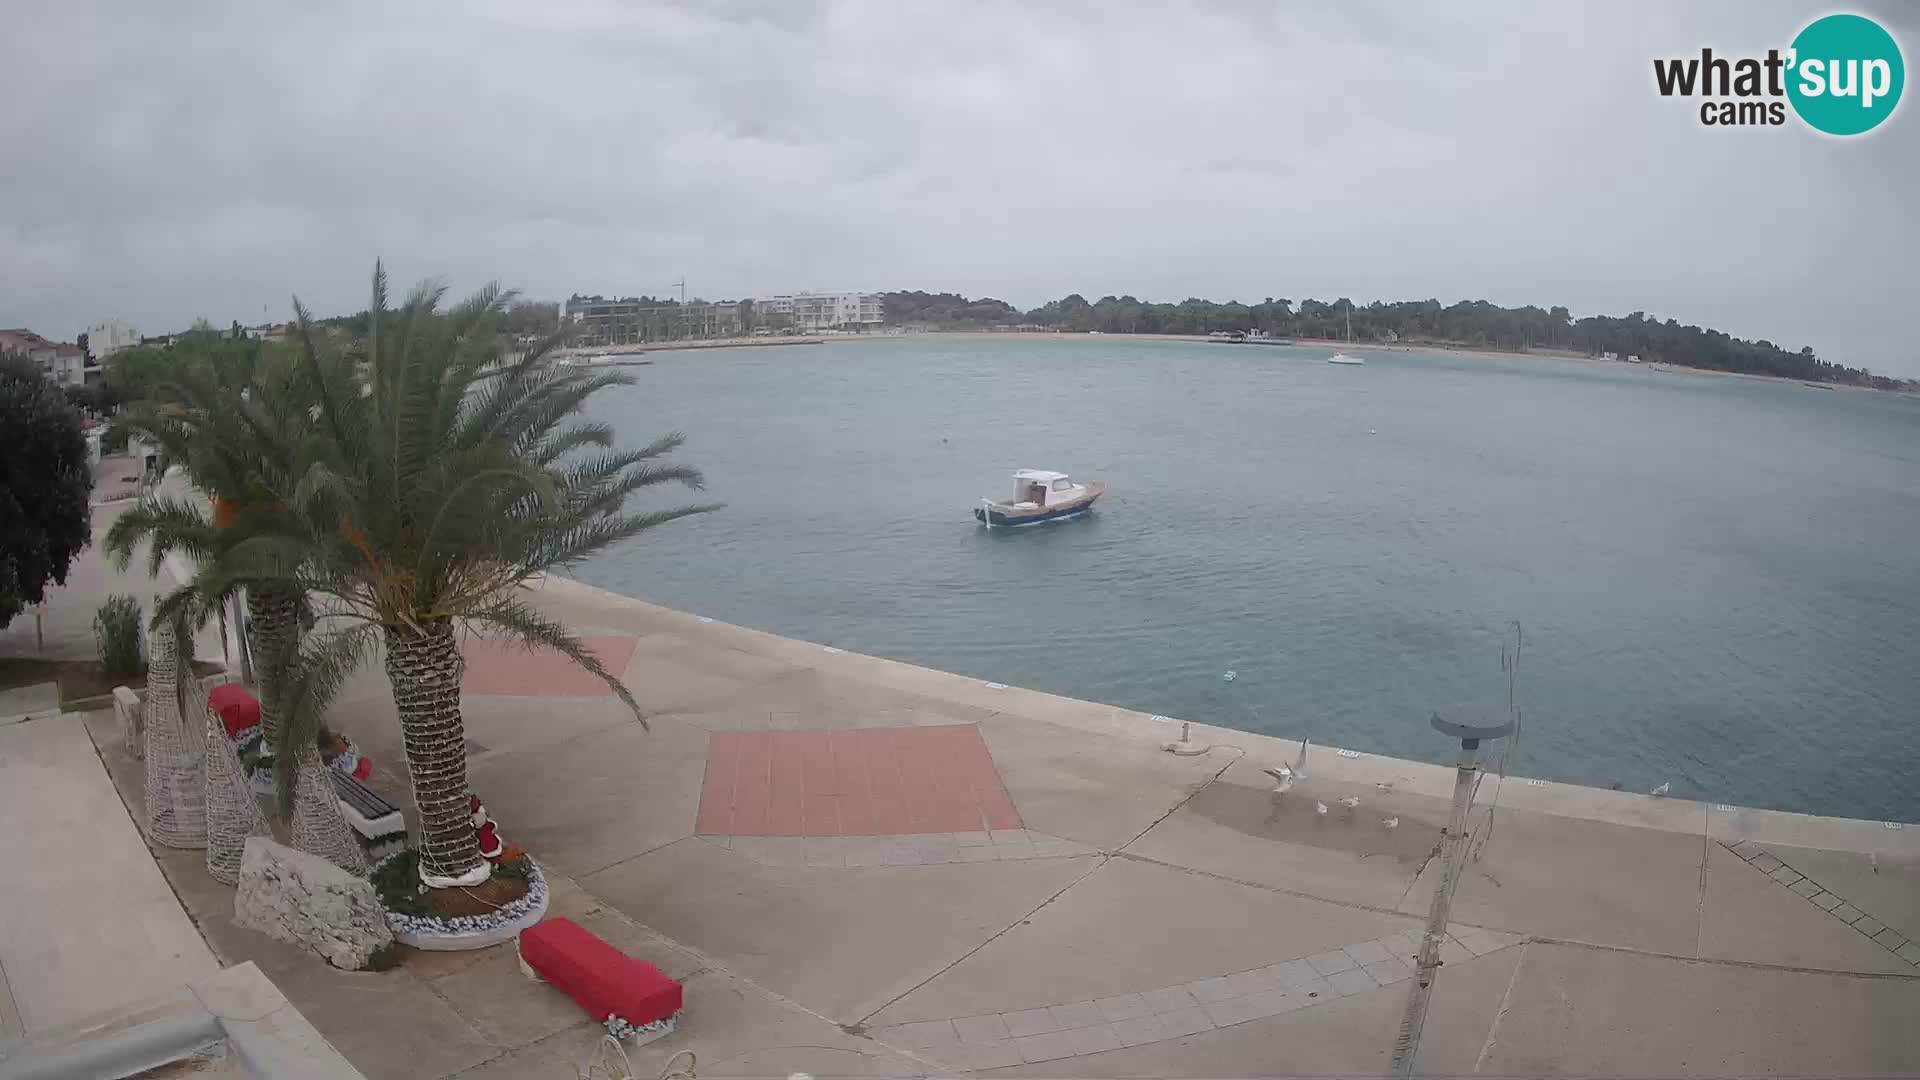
xmin=1009 ymin=469 xmax=1081 ymax=508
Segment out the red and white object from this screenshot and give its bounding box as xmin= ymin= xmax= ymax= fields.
xmin=518 ymin=917 xmax=683 ymax=1043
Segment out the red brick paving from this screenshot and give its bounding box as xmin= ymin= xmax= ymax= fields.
xmin=697 ymin=725 xmax=1022 ymax=837
xmin=459 ymin=636 xmax=639 ymax=697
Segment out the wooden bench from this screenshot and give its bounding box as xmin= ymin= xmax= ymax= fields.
xmin=329 ymin=770 xmax=408 ymax=860
xmin=518 ymin=917 xmax=683 ymax=1042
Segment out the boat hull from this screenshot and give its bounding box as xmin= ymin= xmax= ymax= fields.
xmin=975 ymin=483 xmax=1104 ymax=527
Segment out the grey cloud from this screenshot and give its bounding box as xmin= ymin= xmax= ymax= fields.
xmin=2 ymin=0 xmax=1914 ymax=374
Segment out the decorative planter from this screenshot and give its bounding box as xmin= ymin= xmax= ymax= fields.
xmin=375 ymin=852 xmax=550 ymax=952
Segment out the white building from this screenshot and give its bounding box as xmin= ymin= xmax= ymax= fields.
xmin=87 ymin=319 xmax=141 ymax=359
xmin=756 ymin=291 xmax=884 ymax=332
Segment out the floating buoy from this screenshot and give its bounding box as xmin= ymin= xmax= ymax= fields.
xmin=1222 ymin=670 xmax=1237 ymax=682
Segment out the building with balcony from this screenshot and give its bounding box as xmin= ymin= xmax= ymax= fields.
xmin=563 ymin=295 xmax=745 ymax=345
xmin=755 ymin=291 xmax=884 ymax=332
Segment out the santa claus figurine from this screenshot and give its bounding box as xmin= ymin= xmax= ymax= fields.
xmin=469 ymin=794 xmax=505 ymax=861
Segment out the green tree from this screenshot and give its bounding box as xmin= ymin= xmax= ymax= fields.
xmin=104 ymin=334 xmax=366 ymax=870
xmin=0 ymin=353 xmax=94 ymax=625
xmin=183 ymin=264 xmax=719 ymax=889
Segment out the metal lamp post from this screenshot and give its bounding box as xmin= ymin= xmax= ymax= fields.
xmin=1389 ymin=705 xmax=1515 ymax=1080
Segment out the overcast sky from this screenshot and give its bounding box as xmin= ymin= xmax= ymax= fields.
xmin=3 ymin=1 xmax=1915 ymax=373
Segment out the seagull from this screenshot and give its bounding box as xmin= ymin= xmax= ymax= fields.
xmin=1262 ymin=737 xmax=1313 ymax=794
xmin=1375 ymin=780 xmax=1398 ymax=793
xmin=1650 ymin=781 xmax=1671 ymax=797
xmin=1261 ymin=766 xmax=1296 ymax=795
xmin=1381 ymin=816 xmax=1400 ymax=830
xmin=1314 ymin=800 xmax=1330 ymax=817
xmin=1338 ymin=795 xmax=1362 ymax=814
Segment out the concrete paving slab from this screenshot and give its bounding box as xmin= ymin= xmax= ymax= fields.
xmin=464 ymin=715 xmax=709 ymax=877
xmin=870 ymin=855 xmax=1413 ymax=1024
xmin=1754 ymin=844 xmax=1920 ymax=944
xmin=976 ymin=713 xmax=1225 ymax=851
xmin=977 ymin=945 xmax=1521 ymax=1077
xmin=0 ymin=715 xmax=219 ymax=1042
xmin=1399 ymin=803 xmax=1708 ymax=954
xmin=582 ymin=834 xmax=1095 ymax=1023
xmin=667 ymin=666 xmax=996 ymax=732
xmin=446 ymin=693 xmax=639 ymax=762
xmin=1475 ymin=942 xmax=1920 ymax=1076
xmin=450 ymin=966 xmax=922 ymax=1080
xmin=1124 ymin=757 xmax=1441 ymax=909
xmin=0 ymin=681 xmax=59 ymax=723
xmin=616 ymin=635 xmax=802 ymax=715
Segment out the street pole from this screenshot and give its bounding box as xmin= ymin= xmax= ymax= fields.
xmin=1389 ymin=708 xmax=1512 ymax=1080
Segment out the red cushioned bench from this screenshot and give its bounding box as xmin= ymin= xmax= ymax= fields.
xmin=207 ymin=684 xmax=261 ymax=739
xmin=518 ymin=917 xmax=683 ymax=1043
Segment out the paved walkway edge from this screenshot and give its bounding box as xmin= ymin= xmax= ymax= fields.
xmin=534 ymin=572 xmax=1916 ymax=858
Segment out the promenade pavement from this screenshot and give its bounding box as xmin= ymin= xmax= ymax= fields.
xmin=69 ymin=567 xmax=1915 ymax=1078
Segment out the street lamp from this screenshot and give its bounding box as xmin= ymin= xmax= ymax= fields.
xmin=1389 ymin=704 xmax=1514 ymax=1080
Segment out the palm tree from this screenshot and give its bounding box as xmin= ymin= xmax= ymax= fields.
xmin=190 ymin=264 xmax=718 ymax=889
xmin=106 ymin=332 xmax=366 ymax=872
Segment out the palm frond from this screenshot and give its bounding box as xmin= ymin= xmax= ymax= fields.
xmin=266 ymin=622 xmax=381 ymax=816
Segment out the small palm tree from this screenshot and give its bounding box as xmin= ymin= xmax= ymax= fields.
xmin=190 ymin=264 xmax=717 ymax=888
xmin=106 ymin=333 xmax=365 ymax=871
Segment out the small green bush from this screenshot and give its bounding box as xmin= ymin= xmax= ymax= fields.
xmin=101 ymin=423 xmax=130 ymax=454
xmin=94 ymin=594 xmax=144 ymax=678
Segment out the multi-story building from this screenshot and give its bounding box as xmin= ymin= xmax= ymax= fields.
xmin=755 ymin=291 xmax=884 ymax=332
xmin=0 ymin=328 xmax=96 ymax=386
xmin=563 ymin=295 xmax=744 ymax=345
xmin=86 ymin=318 xmax=141 ymax=359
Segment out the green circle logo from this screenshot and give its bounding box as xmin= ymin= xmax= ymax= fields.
xmin=1787 ymin=14 xmax=1904 ymax=135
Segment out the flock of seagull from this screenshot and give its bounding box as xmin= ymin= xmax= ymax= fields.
xmin=1259 ymin=735 xmax=1671 ymax=833
xmin=1260 ymin=738 xmax=1402 ymax=832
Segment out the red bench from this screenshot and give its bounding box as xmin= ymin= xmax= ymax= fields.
xmin=207 ymin=684 xmax=261 ymax=738
xmin=518 ymin=917 xmax=683 ymax=1041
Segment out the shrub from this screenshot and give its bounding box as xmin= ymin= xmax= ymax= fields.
xmin=94 ymin=594 xmax=143 ymax=678
xmin=101 ymin=423 xmax=130 ymax=454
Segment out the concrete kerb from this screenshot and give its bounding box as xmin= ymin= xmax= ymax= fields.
xmin=535 ymin=571 xmax=1917 ymax=859
xmin=0 ymin=963 xmax=363 ymax=1080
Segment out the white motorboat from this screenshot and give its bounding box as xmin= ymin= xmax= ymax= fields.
xmin=975 ymin=469 xmax=1105 ymax=528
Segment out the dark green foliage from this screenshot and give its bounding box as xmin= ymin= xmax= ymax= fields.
xmin=0 ymin=353 xmax=94 ymax=624
xmin=887 ymin=291 xmax=1885 ymax=385
xmin=94 ymin=594 xmax=144 ymax=677
xmin=363 ymin=942 xmax=402 ymax=972
xmin=371 ymin=849 xmax=430 ymax=915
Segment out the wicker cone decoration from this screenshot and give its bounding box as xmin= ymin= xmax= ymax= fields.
xmin=289 ymin=746 xmax=368 ymax=875
xmin=203 ymin=704 xmax=270 ymax=885
xmin=142 ymin=622 xmax=207 ymax=848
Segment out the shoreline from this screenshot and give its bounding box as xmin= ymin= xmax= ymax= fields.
xmin=551 ymin=335 xmax=824 ymax=360
xmin=537 ymin=571 xmax=1916 ymax=853
xmin=847 ymin=330 xmax=1910 ymax=395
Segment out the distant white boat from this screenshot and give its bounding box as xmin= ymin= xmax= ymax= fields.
xmin=1328 ymin=300 xmax=1364 ymax=365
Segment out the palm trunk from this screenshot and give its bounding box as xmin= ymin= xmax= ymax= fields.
xmin=385 ymin=620 xmax=486 ymax=886
xmin=245 ymin=586 xmax=302 ymax=744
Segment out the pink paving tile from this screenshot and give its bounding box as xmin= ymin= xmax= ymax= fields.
xmin=698 ymin=725 xmax=1021 ymax=837
xmin=459 ymin=636 xmax=640 ymax=697
xmin=830 ymin=735 xmax=878 ymax=836
xmin=729 ymin=736 xmax=772 ymax=836
xmin=766 ymin=737 xmax=808 ymax=837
